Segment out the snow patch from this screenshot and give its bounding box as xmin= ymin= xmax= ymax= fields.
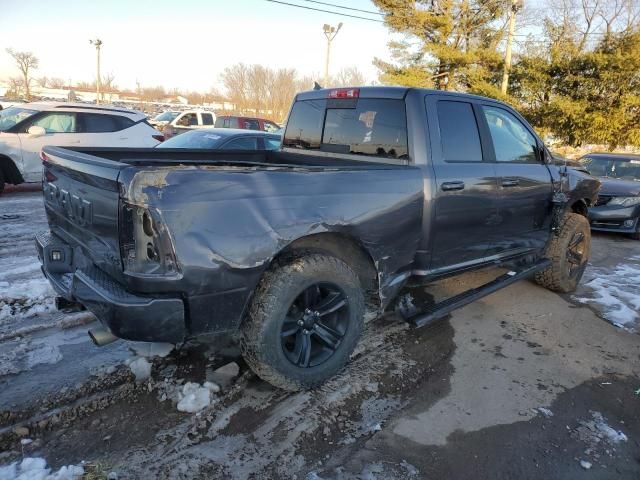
xmin=127 ymin=357 xmax=152 ymax=382
xmin=537 ymin=407 xmax=554 ymax=418
xmin=0 ymin=457 xmax=84 ymax=480
xmin=575 ymin=256 xmax=640 ymax=330
xmin=176 ymin=381 xmax=220 ymax=413
xmin=128 ymin=342 xmax=174 ymax=358
xmin=580 ymin=460 xmax=592 ymax=470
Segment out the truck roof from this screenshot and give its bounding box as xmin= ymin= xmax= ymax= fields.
xmin=295 ymin=86 xmax=510 ymax=106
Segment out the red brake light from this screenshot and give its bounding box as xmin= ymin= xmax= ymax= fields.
xmin=328 ymin=88 xmax=359 ymax=99
xmin=40 ymin=151 xmax=49 ymax=162
xmin=152 ymin=134 xmax=165 ymax=142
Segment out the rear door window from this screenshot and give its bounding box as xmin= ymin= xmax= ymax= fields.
xmin=201 ymin=113 xmax=214 ymax=126
xmin=221 ymin=136 xmax=258 ymax=150
xmin=437 ymin=101 xmax=483 ymax=162
xmin=243 ymin=119 xmax=261 ymax=130
xmin=79 ymin=113 xmax=133 ymax=133
xmin=283 ymin=98 xmax=408 ymax=160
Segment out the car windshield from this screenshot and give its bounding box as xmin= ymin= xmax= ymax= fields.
xmin=580 ymin=156 xmax=640 ymax=181
xmin=0 ymin=106 xmax=38 ymax=131
xmin=154 ymin=111 xmax=179 ymax=122
xmin=156 ymin=130 xmax=226 ymax=149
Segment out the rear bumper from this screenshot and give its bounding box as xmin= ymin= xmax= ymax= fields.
xmin=588 ymin=205 xmax=640 ymax=233
xmin=35 ymin=232 xmax=185 ymax=343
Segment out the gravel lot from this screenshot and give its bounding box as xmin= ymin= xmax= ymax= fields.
xmin=0 ymin=189 xmax=638 ymax=479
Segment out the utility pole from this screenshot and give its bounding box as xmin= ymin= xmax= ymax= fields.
xmin=89 ymin=38 xmax=103 ymax=104
xmin=500 ymin=0 xmax=523 ymax=95
xmin=323 ymin=23 xmax=343 ymax=87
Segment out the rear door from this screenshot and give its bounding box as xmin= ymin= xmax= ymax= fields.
xmin=426 ymin=96 xmax=500 ymax=271
xmin=478 ymin=104 xmax=553 ymax=255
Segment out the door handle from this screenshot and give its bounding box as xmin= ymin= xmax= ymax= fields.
xmin=501 ymin=178 xmax=519 ymax=187
xmin=441 ymin=181 xmax=465 ymax=191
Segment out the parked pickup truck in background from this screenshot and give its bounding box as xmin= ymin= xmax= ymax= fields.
xmin=159 ymin=109 xmax=217 ymax=139
xmin=36 ymin=87 xmax=599 ymax=391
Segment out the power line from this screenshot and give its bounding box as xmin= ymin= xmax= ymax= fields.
xmin=264 ymin=0 xmax=385 ymax=22
xmin=298 ymin=0 xmax=384 ymax=16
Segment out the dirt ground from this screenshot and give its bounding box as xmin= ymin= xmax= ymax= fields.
xmin=0 ymin=190 xmax=638 ymax=479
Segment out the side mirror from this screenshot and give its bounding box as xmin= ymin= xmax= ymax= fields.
xmin=28 ymin=126 xmax=46 ymax=137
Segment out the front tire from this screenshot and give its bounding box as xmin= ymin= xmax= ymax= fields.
xmin=535 ymin=213 xmax=591 ymax=293
xmin=240 ymin=254 xmax=365 ymax=391
xmin=630 ymin=219 xmax=640 ymax=240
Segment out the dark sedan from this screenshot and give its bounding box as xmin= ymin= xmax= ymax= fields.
xmin=156 ymin=128 xmax=281 ymax=150
xmin=578 ymin=153 xmax=640 ymax=239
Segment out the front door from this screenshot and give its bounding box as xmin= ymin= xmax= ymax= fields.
xmin=426 ymin=97 xmax=500 ymax=271
xmin=478 ymin=104 xmax=553 ymax=256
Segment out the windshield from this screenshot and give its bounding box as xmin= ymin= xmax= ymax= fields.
xmin=580 ymin=156 xmax=640 ymax=181
xmin=0 ymin=107 xmax=38 ymax=131
xmin=156 ymin=130 xmax=225 ymax=149
xmin=154 ymin=111 xmax=179 ymax=122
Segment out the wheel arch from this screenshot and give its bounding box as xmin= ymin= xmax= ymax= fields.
xmin=269 ymin=232 xmax=381 ymax=312
xmin=570 ymin=199 xmax=589 ymax=217
xmin=0 ymin=154 xmax=24 ymax=185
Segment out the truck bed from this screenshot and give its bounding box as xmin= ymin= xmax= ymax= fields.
xmin=45 ymin=146 xmax=412 ymax=169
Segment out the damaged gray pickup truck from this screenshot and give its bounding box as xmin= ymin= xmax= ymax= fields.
xmin=36 ymin=87 xmax=599 ymax=390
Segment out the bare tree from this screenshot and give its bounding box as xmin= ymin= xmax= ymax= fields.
xmin=49 ymin=77 xmax=66 ymax=89
xmin=7 ymin=77 xmax=24 ymax=99
xmin=333 ymin=67 xmax=367 ymax=87
xmin=6 ymin=49 xmax=39 ymax=100
xmin=36 ymin=76 xmax=49 ymax=88
xmin=101 ymin=73 xmax=117 ymax=93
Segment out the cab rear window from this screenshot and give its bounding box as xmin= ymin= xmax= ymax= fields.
xmin=283 ymin=98 xmax=408 ymax=160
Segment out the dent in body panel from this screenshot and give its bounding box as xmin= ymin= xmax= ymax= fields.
xmin=119 ymin=165 xmax=423 ymax=332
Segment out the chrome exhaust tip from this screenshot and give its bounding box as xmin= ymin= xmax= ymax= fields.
xmin=88 ymin=328 xmax=119 ymax=346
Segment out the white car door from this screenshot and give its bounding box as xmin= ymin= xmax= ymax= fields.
xmin=18 ymin=112 xmax=80 ymax=182
xmin=75 ymin=112 xmax=159 ymax=148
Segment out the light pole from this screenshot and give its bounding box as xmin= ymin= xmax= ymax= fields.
xmin=500 ymin=0 xmax=523 ymax=95
xmin=323 ymin=23 xmax=342 ymax=87
xmin=89 ymin=38 xmax=103 ymax=104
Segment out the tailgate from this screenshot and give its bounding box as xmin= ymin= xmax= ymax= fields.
xmin=41 ymin=146 xmax=127 ymax=280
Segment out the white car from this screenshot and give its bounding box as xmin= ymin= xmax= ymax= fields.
xmin=0 ymin=102 xmax=163 ymax=192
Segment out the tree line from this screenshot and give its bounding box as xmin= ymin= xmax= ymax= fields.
xmin=372 ymin=0 xmax=640 ymax=148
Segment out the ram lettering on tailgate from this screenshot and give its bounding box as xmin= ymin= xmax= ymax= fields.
xmin=44 ymin=182 xmax=93 ymax=226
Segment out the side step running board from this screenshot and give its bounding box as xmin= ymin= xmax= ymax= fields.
xmin=408 ymin=259 xmax=551 ymax=328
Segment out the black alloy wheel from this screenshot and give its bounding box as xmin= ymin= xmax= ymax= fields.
xmin=280 ymin=282 xmax=350 ymax=368
xmin=566 ymin=231 xmax=586 ymax=278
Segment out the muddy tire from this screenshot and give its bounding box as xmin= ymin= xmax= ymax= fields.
xmin=630 ymin=220 xmax=640 ymax=240
xmin=240 ymin=254 xmax=365 ymax=391
xmin=535 ymin=213 xmax=591 ymax=293
xmin=0 ymin=169 xmax=5 ymax=196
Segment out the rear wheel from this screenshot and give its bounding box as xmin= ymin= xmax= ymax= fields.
xmin=240 ymin=254 xmax=364 ymax=391
xmin=535 ymin=213 xmax=591 ymax=293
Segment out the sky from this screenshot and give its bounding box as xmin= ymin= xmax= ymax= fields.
xmin=0 ymin=0 xmax=393 ymax=92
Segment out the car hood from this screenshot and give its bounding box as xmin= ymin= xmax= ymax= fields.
xmin=597 ymin=177 xmax=640 ymax=196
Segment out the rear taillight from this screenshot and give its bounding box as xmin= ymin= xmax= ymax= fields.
xmin=119 ymin=202 xmax=177 ymax=275
xmin=40 ymin=151 xmax=49 ymax=162
xmin=152 ymin=134 xmax=165 ymax=142
xmin=328 ymin=88 xmax=359 ymax=99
